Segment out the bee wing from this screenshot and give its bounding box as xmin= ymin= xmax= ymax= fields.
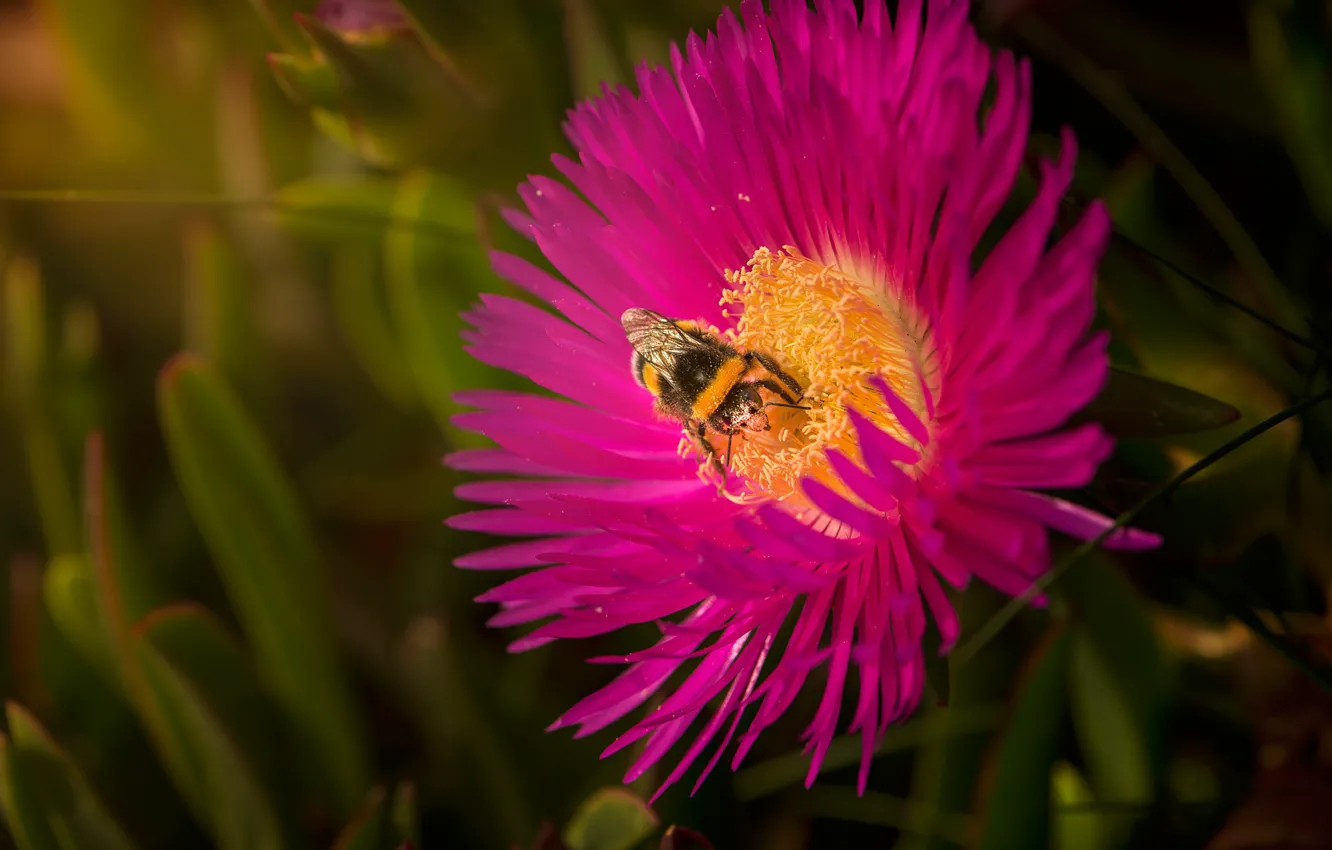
xmin=620 ymin=308 xmax=714 ymax=378
xmin=620 ymin=308 xmax=671 ymax=340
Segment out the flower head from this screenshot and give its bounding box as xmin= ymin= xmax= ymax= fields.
xmin=448 ymin=0 xmax=1159 ymax=797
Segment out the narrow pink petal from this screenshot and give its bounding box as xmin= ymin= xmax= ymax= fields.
xmin=446 ymin=509 xmax=582 ymax=536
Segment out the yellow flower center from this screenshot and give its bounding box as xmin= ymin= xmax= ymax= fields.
xmin=697 ymin=246 xmax=937 ymax=513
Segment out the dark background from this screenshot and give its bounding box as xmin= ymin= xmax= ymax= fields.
xmin=1 ymin=0 xmax=1330 ymax=847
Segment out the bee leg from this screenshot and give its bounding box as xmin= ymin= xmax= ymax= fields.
xmin=751 ymin=352 xmax=803 ymax=401
xmin=753 ymin=378 xmax=810 ymax=408
xmin=688 ymin=420 xmax=727 ymax=485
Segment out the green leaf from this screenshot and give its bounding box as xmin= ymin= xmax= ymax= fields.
xmin=1075 ymin=368 xmax=1240 ymax=438
xmin=562 ymin=788 xmax=659 ymax=850
xmin=330 ymin=241 xmax=418 ymax=407
xmin=4 ymin=256 xmax=79 ymax=557
xmin=382 ymin=171 xmax=505 ymax=437
xmin=974 ymin=629 xmax=1073 ymax=850
xmin=182 ymin=219 xmax=258 ymax=388
xmin=3 ymin=254 xmax=47 ymax=409
xmin=0 ymin=733 xmax=63 ymax=850
xmin=42 ymin=555 xmax=117 ymax=686
xmin=266 ymin=50 xmax=342 ymax=111
xmin=332 ymin=786 xmax=387 ymax=850
xmin=129 ymin=605 xmax=293 ymax=850
xmin=157 ymin=355 xmax=367 ymax=812
xmin=1060 ymin=556 xmax=1169 ymax=844
xmin=84 ymin=432 xmax=166 ymax=690
xmin=1249 ymin=0 xmax=1332 ymax=228
xmin=388 ymin=782 xmax=421 ymax=849
xmin=1052 ymin=762 xmax=1108 ymax=850
xmin=4 ymin=703 xmax=139 ymax=850
xmin=36 ymin=0 xmax=162 ymax=150
xmin=565 ymin=0 xmax=630 ymax=98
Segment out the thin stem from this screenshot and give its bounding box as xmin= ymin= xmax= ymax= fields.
xmin=953 ymin=386 xmax=1332 ymax=666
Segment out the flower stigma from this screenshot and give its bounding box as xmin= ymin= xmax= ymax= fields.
xmin=706 ymin=246 xmax=938 ymax=514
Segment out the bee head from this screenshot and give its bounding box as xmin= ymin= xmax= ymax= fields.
xmin=717 ymin=385 xmax=769 ymax=432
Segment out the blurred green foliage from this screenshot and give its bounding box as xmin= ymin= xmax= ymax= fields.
xmin=2 ymin=0 xmax=1332 ymax=848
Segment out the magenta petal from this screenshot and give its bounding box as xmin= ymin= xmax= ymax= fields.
xmin=446 ymin=508 xmax=581 ymax=536
xmin=972 ymin=487 xmax=1162 ymax=550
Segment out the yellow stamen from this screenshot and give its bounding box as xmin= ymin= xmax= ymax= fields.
xmin=702 ymin=246 xmax=937 ymax=513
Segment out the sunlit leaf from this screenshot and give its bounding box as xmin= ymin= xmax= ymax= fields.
xmin=4 ymin=702 xmax=139 ymax=850
xmin=562 ymin=788 xmax=659 ymax=850
xmin=1052 ymin=762 xmax=1107 ymax=850
xmin=974 ymin=629 xmax=1072 ymax=850
xmin=157 ymin=355 xmax=367 ymax=812
xmin=129 ymin=605 xmax=293 ymax=850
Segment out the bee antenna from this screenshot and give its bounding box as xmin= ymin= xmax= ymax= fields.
xmin=764 ymin=402 xmax=812 ymax=411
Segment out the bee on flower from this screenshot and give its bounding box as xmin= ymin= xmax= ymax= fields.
xmin=447 ymin=0 xmax=1160 ymax=798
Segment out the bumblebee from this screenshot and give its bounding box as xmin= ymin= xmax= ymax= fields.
xmin=621 ymin=308 xmax=807 ymax=482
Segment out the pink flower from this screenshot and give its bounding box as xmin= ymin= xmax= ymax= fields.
xmin=448 ymin=0 xmax=1160 ymax=798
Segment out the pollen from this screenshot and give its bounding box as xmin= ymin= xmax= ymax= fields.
xmin=709 ymin=246 xmax=937 ymax=513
